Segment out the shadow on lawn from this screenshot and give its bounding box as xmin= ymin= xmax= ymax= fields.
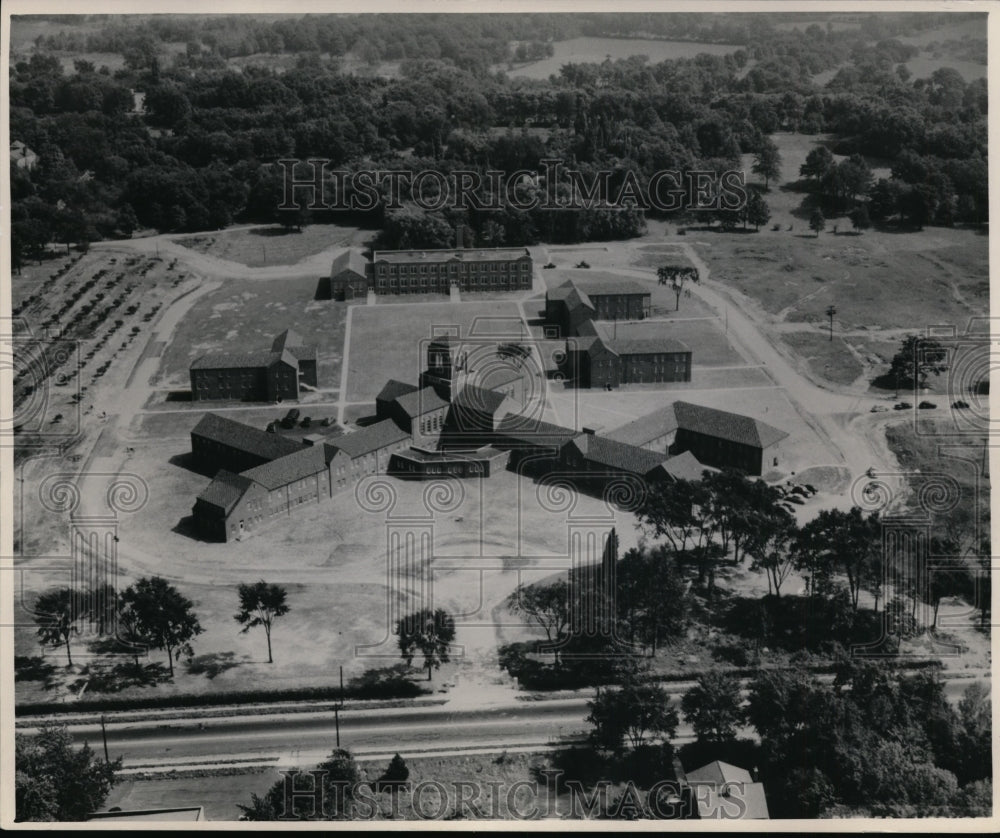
xmin=83 ymin=661 xmax=173 ymax=693
xmin=187 ymin=651 xmax=244 ymax=679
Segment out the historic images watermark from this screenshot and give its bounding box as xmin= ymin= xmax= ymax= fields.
xmin=277 ymin=159 xmax=748 ymax=213
xmin=272 ymin=770 xmax=753 ymax=820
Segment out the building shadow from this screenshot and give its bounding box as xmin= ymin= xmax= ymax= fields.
xmin=168 ymin=452 xmax=214 ymax=477
xmin=172 ymin=514 xmax=214 ymax=542
xmin=165 ymin=390 xmax=193 ymax=402
xmin=315 ymin=275 xmax=332 ymax=300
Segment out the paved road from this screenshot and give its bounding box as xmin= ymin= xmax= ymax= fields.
xmin=41 ymin=674 xmax=987 ymax=772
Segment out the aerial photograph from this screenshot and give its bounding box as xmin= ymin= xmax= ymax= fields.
xmin=2 ymin=3 xmax=993 ymax=826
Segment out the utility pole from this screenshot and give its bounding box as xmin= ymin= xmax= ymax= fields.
xmin=825 ymin=305 xmax=837 ymax=342
xmin=334 ymin=665 xmax=344 ymax=748
xmin=100 ymin=714 xmax=110 ymax=765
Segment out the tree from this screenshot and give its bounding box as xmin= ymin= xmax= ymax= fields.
xmin=616 ymin=545 xmax=689 ymax=653
xmin=396 ymin=608 xmax=455 ymax=680
xmin=809 ymin=208 xmax=826 ymax=237
xmin=587 ymin=679 xmax=679 ymax=753
xmin=751 ymin=137 xmax=782 ymax=190
xmin=375 ymin=753 xmax=410 ymax=795
xmin=238 ymin=747 xmax=361 ymax=820
xmin=656 ymin=265 xmax=699 ymax=312
xmin=888 ymin=334 xmax=948 ymax=392
xmin=234 ymin=580 xmax=290 ymax=664
xmin=800 ymin=145 xmax=835 ymax=181
xmin=119 ymin=576 xmax=203 ymax=676
xmin=796 ymin=507 xmax=880 ymax=611
xmin=15 ymin=724 xmax=121 ymax=821
xmin=681 ymin=672 xmax=744 ymax=744
xmin=744 ymin=191 xmax=771 ymax=231
xmin=849 ymin=204 xmax=871 ymax=233
xmin=506 ymin=579 xmax=570 ymax=662
xmin=34 ymin=588 xmax=85 ymax=666
xmin=745 ymin=502 xmax=798 ymax=597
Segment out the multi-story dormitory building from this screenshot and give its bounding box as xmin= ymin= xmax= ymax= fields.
xmin=545 ymin=272 xmax=693 ymax=388
xmin=188 ymin=332 xmax=786 ymax=541
xmin=189 ymin=330 xmax=317 ymax=402
xmin=328 ymin=247 xmax=534 ymax=300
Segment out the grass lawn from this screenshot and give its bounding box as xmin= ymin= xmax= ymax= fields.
xmin=344 ymin=302 xmax=528 ymax=403
xmin=780 ymin=331 xmax=864 ymax=387
xmin=155 ymin=275 xmax=347 ymax=390
xmin=174 ymin=223 xmax=367 ymax=268
xmin=691 ymin=227 xmax=988 ymax=331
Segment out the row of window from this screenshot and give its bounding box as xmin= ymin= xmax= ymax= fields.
xmin=377 ymin=261 xmax=530 ymax=276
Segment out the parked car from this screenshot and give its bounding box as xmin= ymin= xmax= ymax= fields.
xmin=894 ymin=402 xmax=912 ymax=410
xmin=918 ymin=401 xmax=937 ymax=409
xmin=300 ymin=416 xmax=312 ymax=428
xmin=575 ymin=260 xmax=590 ymax=269
xmin=543 ymin=262 xmax=556 ymax=269
xmin=790 ymin=485 xmax=809 ymax=497
xmin=320 ymin=416 xmax=333 ymax=426
xmin=787 ymin=495 xmax=805 ymax=505
xmin=870 ymin=405 xmax=888 ymax=413
xmin=952 ymin=400 xmax=970 ymax=409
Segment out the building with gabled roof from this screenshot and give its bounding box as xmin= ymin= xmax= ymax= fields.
xmin=189 ymin=332 xmax=317 ymax=402
xmin=191 ymin=412 xmax=303 ymax=475
xmin=569 ymin=333 xmax=691 ymax=389
xmin=329 ymin=249 xmax=370 ymax=300
xmin=560 ymin=429 xmax=671 ymax=480
xmin=671 ymin=401 xmax=788 ymax=476
xmin=604 ymin=403 xmax=680 ymax=452
xmin=546 ymin=272 xmax=651 ymax=336
xmin=683 ymin=761 xmax=769 ymax=820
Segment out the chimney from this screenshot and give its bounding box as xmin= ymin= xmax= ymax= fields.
xmin=582 ymin=424 xmax=603 ymax=436
xmin=456 ymin=224 xmax=465 ymax=250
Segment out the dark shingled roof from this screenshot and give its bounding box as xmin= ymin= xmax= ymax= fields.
xmin=603 ymin=336 xmax=690 ymax=356
xmin=271 ymin=330 xmax=316 ymax=362
xmin=495 ymin=415 xmax=582 ymax=449
xmin=331 ymin=248 xmax=369 ymax=277
xmin=658 ymin=451 xmax=709 ymax=482
xmin=329 ymin=419 xmax=410 ymax=459
xmin=567 ymin=434 xmax=669 ymax=475
xmin=191 ymin=413 xmax=302 ymax=462
xmin=394 ymin=386 xmax=449 ymax=418
xmin=556 ymin=271 xmax=650 ymax=298
xmin=452 ymin=385 xmax=511 ymax=416
xmin=673 ymin=401 xmax=788 ymax=449
xmin=190 ymin=351 xmax=278 ymax=370
xmin=605 ymin=404 xmax=680 ymax=447
xmin=376 ymin=379 xmax=419 ymax=404
xmin=241 ymin=445 xmax=328 ymax=490
xmin=195 ymin=470 xmax=253 ymax=513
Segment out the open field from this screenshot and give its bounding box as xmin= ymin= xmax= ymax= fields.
xmin=173 ymin=223 xmax=367 ymax=269
xmin=692 ymin=231 xmax=988 ymax=329
xmin=501 ymin=36 xmax=741 ymax=79
xmin=344 ymin=302 xmax=529 ymax=403
xmin=154 ymin=275 xmax=346 ymax=391
xmin=14 ymin=460 xmax=640 ymax=703
xmin=780 ymin=332 xmax=864 ymax=387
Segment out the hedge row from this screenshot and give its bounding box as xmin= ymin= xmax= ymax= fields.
xmin=16 ymin=677 xmax=426 ymax=717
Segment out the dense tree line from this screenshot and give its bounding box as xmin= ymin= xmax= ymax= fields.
xmin=10 ymin=12 xmax=987 ymax=262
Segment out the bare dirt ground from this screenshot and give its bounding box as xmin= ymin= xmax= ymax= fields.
xmin=13 ymin=164 xmax=989 ymax=704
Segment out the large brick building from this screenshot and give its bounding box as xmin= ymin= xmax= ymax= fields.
xmin=329 ymin=247 xmax=534 ymax=300
xmin=545 ymin=273 xmax=652 ymax=336
xmin=546 ymin=273 xmax=691 ymax=389
xmin=189 ymin=330 xmax=317 ymax=402
xmin=603 ymin=400 xmax=788 ymax=477
xmin=570 ymin=329 xmax=692 ymax=388
xmin=671 ymin=401 xmax=788 ymax=476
